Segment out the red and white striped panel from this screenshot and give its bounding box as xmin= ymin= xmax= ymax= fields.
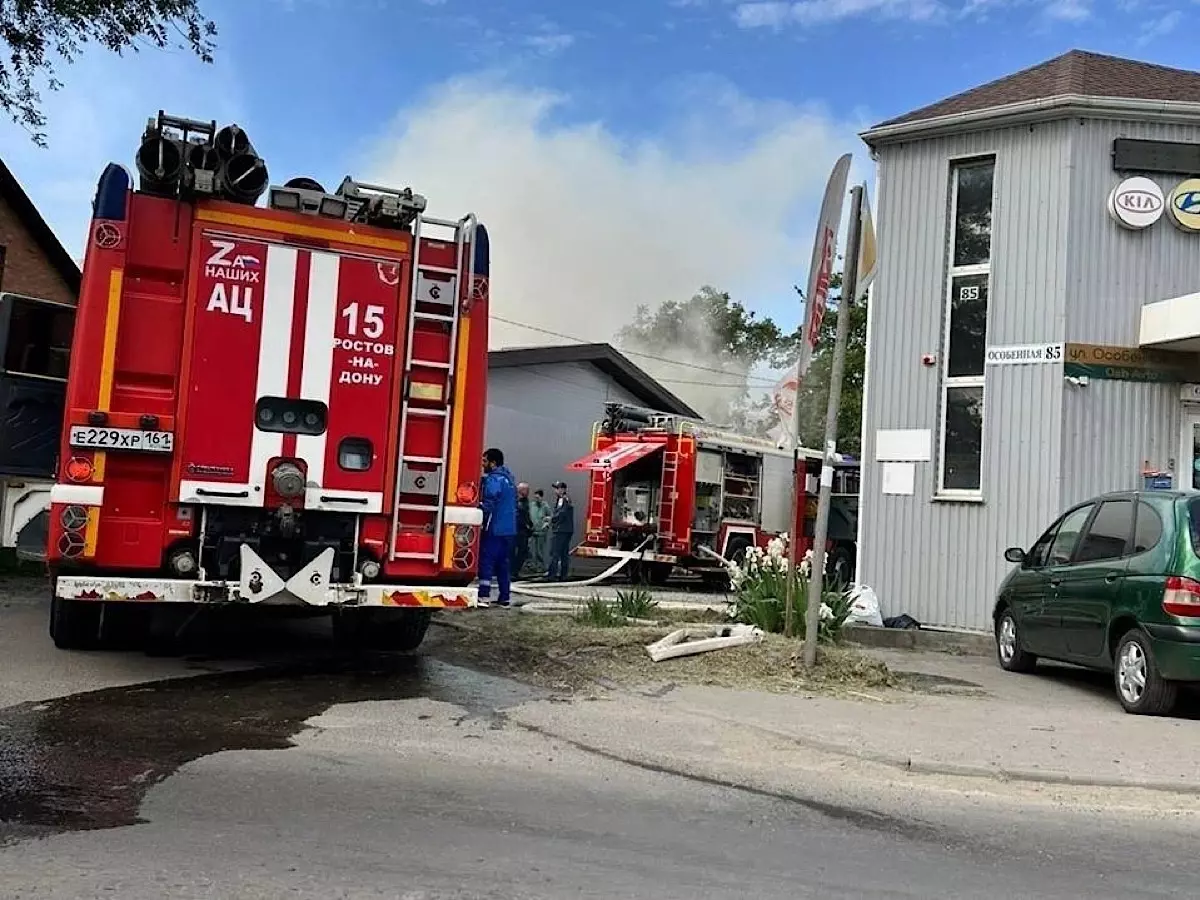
xmin=177 ymin=235 xmax=402 ymax=512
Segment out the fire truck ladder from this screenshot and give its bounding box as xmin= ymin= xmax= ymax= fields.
xmin=587 ymin=470 xmax=609 ymax=537
xmin=390 ymin=212 xmax=478 ymax=563
xmin=658 ymin=448 xmax=680 ymax=543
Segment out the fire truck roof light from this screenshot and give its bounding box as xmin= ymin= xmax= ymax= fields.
xmin=318 ymin=196 xmax=349 ymax=219
xmin=269 ymin=188 xmax=301 ymax=211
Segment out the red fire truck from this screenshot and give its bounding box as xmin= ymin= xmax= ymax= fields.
xmin=46 ymin=111 xmax=490 ymax=652
xmin=566 ymin=403 xmax=859 ymax=586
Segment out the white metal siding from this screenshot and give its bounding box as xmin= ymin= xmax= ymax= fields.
xmin=1065 ymin=119 xmax=1200 ymax=344
xmin=1059 ymin=119 xmax=1200 ymax=502
xmin=1059 ymin=379 xmax=1179 ymax=508
xmin=859 ymin=122 xmax=1072 ymax=630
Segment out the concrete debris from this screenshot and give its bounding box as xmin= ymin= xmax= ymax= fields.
xmin=646 ymin=624 xmax=764 ymax=663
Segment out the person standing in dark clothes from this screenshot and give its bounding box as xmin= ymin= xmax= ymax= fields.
xmin=512 ymin=482 xmax=533 ymax=577
xmin=546 ymin=480 xmax=575 ymax=581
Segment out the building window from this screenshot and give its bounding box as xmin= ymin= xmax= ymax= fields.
xmin=939 ymin=158 xmax=995 ymax=495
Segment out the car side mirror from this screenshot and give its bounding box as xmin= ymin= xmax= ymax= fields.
xmin=1004 ymin=547 xmax=1026 ymax=564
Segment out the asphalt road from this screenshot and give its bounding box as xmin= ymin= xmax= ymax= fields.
xmin=1 ymin=593 xmax=1199 ymax=897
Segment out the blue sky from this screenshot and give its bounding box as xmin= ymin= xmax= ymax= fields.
xmin=0 ymin=0 xmax=1192 ymax=399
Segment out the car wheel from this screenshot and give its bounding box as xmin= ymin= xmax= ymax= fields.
xmin=1114 ymin=628 xmax=1178 ymax=716
xmin=995 ymin=609 xmax=1037 ymax=673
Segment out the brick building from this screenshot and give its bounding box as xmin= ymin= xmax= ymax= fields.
xmin=0 ymin=159 xmax=79 ymax=304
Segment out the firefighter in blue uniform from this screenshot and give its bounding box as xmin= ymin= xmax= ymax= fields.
xmin=479 ymin=447 xmax=517 ymax=607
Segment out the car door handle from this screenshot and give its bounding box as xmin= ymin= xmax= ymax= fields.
xmin=1105 ymin=573 xmax=1120 ymax=583
xmin=1049 ymin=579 xmax=1061 ymax=588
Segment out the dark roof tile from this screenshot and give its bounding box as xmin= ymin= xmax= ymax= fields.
xmin=873 ymin=50 xmax=1200 ymax=131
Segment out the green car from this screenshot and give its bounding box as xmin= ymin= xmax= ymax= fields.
xmin=993 ymin=490 xmax=1200 ymax=715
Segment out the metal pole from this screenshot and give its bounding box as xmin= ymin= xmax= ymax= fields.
xmin=783 ymin=446 xmax=799 ymax=638
xmin=802 ymin=184 xmax=864 ymax=667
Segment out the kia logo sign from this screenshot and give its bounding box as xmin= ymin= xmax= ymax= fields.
xmin=1118 ymin=190 xmax=1161 ymax=213
xmin=1107 ymin=176 xmax=1165 ymax=230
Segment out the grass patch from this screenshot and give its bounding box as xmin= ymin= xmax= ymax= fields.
xmin=575 ymin=594 xmax=626 ymax=628
xmin=432 ymin=610 xmax=902 ymax=696
xmin=615 ymin=587 xmax=659 ymax=620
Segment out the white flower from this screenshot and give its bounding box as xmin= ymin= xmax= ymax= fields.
xmin=725 ymin=560 xmax=746 ymax=589
xmin=766 ymin=537 xmax=786 ymax=566
xmin=819 ymin=602 xmax=834 ymax=621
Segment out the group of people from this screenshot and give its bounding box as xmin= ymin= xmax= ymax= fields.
xmin=478 ymin=448 xmax=575 ymax=607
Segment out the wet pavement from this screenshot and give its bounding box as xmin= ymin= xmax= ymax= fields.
xmin=0 ymin=609 xmax=544 ymax=845
xmin=4 ymin=598 xmax=1200 ymax=896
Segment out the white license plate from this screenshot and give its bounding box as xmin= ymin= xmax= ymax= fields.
xmin=69 ymin=426 xmax=175 ymax=453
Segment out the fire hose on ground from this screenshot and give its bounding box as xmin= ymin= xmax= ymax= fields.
xmin=505 ymin=536 xmax=656 ymax=603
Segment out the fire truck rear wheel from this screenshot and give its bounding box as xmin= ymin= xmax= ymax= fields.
xmin=628 ymin=561 xmax=672 ymax=586
xmin=332 ymin=608 xmax=433 ymax=653
xmin=49 ymin=596 xmax=103 ymax=651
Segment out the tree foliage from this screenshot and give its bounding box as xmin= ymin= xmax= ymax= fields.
xmin=790 ymin=277 xmax=867 ymax=456
xmin=616 ymin=275 xmax=867 ymax=457
xmin=617 ymin=286 xmax=786 ymax=368
xmin=0 ymin=0 xmax=217 ymax=145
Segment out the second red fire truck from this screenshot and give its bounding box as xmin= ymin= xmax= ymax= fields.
xmin=566 ymin=403 xmax=860 ymax=586
xmin=45 ymin=111 xmax=491 ymax=652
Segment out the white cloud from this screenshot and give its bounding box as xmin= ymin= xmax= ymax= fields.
xmin=735 ymin=0 xmax=945 ymax=27
xmin=527 ymin=33 xmax=575 ymax=54
xmin=1137 ymin=8 xmax=1180 ymax=42
xmin=734 ymin=0 xmax=1124 ymax=26
xmin=361 ymin=72 xmax=866 ymax=411
xmin=523 ymin=22 xmax=576 ymax=55
xmin=1041 ymin=0 xmax=1091 ymax=19
xmin=734 ymin=1 xmax=795 ymax=27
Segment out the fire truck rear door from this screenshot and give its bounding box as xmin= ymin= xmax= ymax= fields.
xmin=176 ymin=231 xmax=403 ymax=511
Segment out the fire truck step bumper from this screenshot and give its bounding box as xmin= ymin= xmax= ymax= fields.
xmin=572 ymin=546 xmax=678 ymax=564
xmin=53 ymin=576 xmax=478 ymax=609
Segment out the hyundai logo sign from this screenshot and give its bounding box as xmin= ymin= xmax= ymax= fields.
xmin=1107 ymin=176 xmax=1164 ymax=230
xmin=1169 ymin=178 xmax=1200 ymax=232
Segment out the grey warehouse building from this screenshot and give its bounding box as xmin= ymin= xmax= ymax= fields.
xmin=485 ymin=343 xmax=697 ymax=544
xmin=858 ymin=50 xmax=1200 ymax=631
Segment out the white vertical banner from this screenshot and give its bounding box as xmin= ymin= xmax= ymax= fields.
xmin=769 ymin=362 xmax=799 ymax=447
xmin=789 ymin=153 xmax=852 ymax=452
xmin=795 ymin=153 xmax=853 ymax=382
